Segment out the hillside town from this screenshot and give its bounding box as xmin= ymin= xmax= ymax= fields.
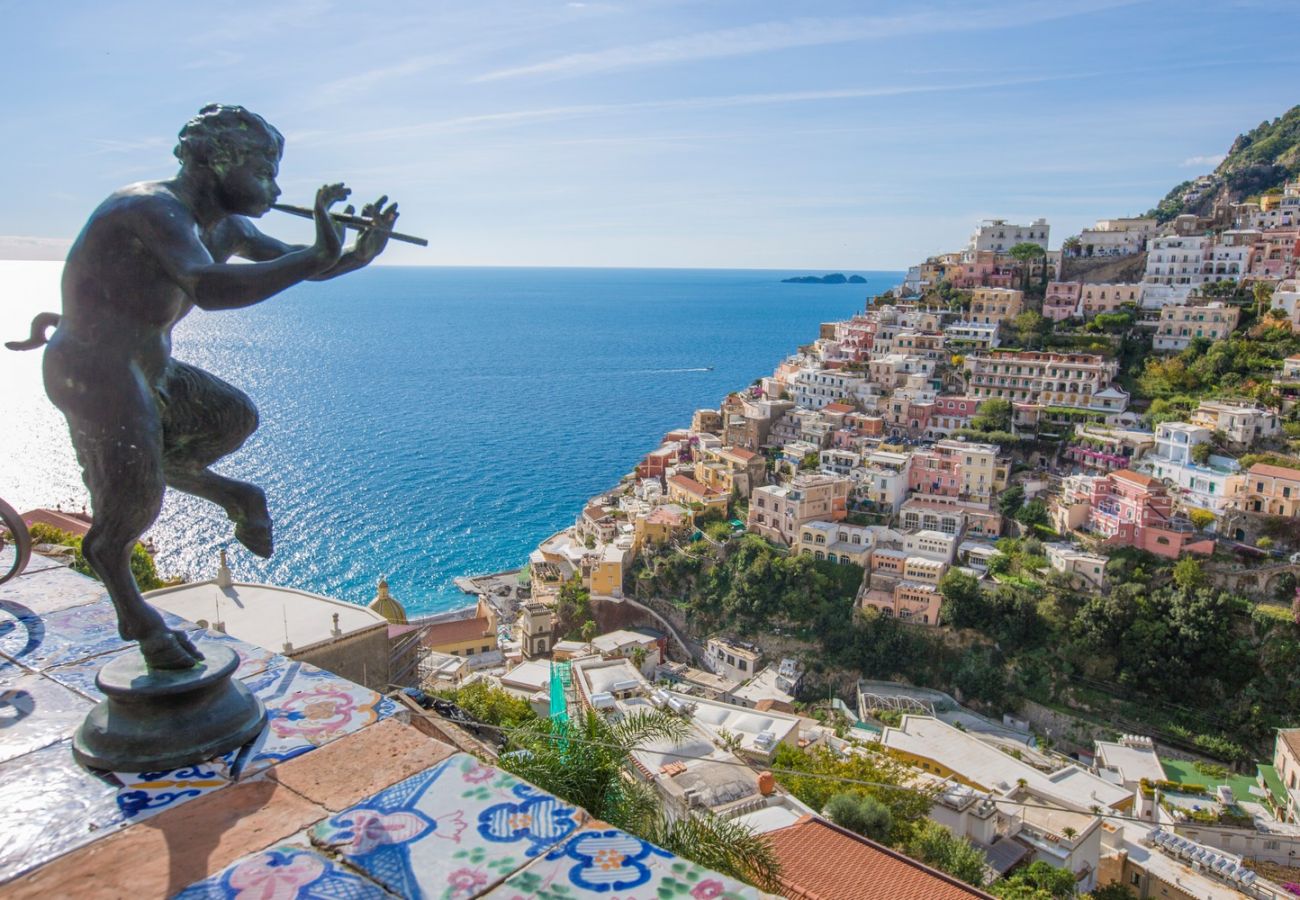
xmin=367 ymin=176 xmax=1300 ymax=897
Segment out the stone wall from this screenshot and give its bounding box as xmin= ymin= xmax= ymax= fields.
xmin=296 ymin=625 xmax=391 ymax=692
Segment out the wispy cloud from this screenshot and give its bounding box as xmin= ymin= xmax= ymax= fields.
xmin=1181 ymin=153 xmax=1226 ymax=167
xmin=473 ymin=1 xmax=1142 ymax=82
xmin=313 ymin=53 xmax=460 ymax=104
xmin=332 ymin=71 xmax=1100 ymax=146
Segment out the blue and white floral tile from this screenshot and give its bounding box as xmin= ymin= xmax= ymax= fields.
xmin=0 ymin=555 xmax=107 ymax=615
xmin=0 ymin=672 xmax=93 ymax=764
xmin=233 ymin=660 xmax=394 ymax=777
xmin=0 ymin=597 xmax=200 ymax=672
xmin=112 ymin=759 xmax=232 ymax=819
xmin=173 ymin=843 xmax=397 ymax=899
xmin=310 ymin=752 xmax=585 ymax=899
xmin=0 ymin=739 xmax=125 ymax=882
xmin=484 ymin=827 xmax=770 ymax=899
xmin=46 ymin=631 xmax=285 ymax=703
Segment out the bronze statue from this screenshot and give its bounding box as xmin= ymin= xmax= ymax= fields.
xmin=9 ymin=104 xmax=399 ymax=670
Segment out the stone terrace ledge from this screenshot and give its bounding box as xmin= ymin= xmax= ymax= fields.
xmin=0 ymin=551 xmax=770 ymax=899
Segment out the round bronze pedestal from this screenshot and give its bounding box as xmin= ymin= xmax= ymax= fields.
xmin=73 ymin=643 xmax=266 ymax=772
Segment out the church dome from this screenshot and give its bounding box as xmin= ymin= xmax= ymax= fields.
xmin=368 ymin=576 xmax=408 ymax=624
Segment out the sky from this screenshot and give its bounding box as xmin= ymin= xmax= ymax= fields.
xmin=1 ymin=0 xmax=1297 ymax=270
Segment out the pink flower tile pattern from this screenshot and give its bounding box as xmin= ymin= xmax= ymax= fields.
xmin=174 ymin=843 xmax=393 ymax=899
xmin=310 ymin=753 xmax=583 ymax=899
xmin=233 ymin=660 xmax=394 ymax=777
xmin=483 ymin=826 xmax=769 ymax=899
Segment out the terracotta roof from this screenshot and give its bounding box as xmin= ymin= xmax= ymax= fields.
xmin=1281 ymin=729 xmax=1300 ymax=761
xmin=421 ymin=616 xmax=492 ymax=649
xmin=22 ymin=508 xmax=92 ymax=538
xmin=725 ymin=447 xmax=758 ymax=461
xmin=765 ymin=816 xmax=995 ymax=899
xmin=1249 ymin=463 xmax=1300 ymax=481
xmin=823 ymin=403 xmax=856 ymax=413
xmin=667 ymin=474 xmax=723 ymax=498
xmin=1110 ymin=469 xmax=1156 ymax=488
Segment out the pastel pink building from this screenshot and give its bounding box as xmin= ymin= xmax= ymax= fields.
xmin=949 ymin=251 xmax=1019 ymax=289
xmin=1247 ymin=229 xmax=1299 ymax=281
xmin=1085 ymin=470 xmax=1214 ymax=558
xmin=908 ymin=444 xmax=963 ymax=496
xmin=1044 ymin=281 xmax=1082 ymax=321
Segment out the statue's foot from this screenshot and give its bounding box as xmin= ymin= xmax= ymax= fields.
xmin=139 ymin=628 xmax=205 ymax=670
xmin=234 ymin=518 xmax=273 ymax=558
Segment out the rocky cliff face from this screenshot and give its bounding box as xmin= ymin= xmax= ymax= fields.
xmin=1146 ymin=104 xmax=1300 ymax=222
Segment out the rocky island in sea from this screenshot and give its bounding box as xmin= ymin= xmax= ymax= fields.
xmin=781 ymin=272 xmax=867 ymax=284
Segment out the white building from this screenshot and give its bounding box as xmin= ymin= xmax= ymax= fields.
xmin=705 ymin=637 xmax=762 ymax=683
xmin=944 ymin=321 xmax=1001 ymax=351
xmin=851 ymin=450 xmax=912 ymax=513
xmin=968 ymin=218 xmax=1050 ymax=254
xmin=792 ymin=368 xmax=869 ymax=411
xmin=1141 ymin=423 xmax=1240 ymax=514
xmin=1044 ymin=542 xmax=1109 ymax=590
xmin=903 ymin=529 xmax=958 ymax=564
xmin=1141 ymin=234 xmax=1212 ymax=306
xmin=1073 ymin=218 xmax=1157 ymax=257
xmin=1190 ymin=400 xmax=1282 ymax=449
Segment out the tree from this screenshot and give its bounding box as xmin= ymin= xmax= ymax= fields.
xmin=939 ymin=569 xmax=986 ymax=627
xmin=999 ymin=484 xmax=1026 ymax=518
xmin=443 ymin=680 xmax=536 ymax=728
xmin=904 ymin=820 xmax=987 ymax=887
xmin=1087 ymin=884 xmax=1137 ymax=900
xmin=1257 ymin=536 xmax=1274 ymax=551
xmin=825 ymin=793 xmax=893 ymax=842
xmin=1015 ymin=500 xmax=1050 ymax=529
xmin=1188 ymin=508 xmax=1216 ymax=531
xmin=1009 ymin=242 xmax=1048 ymax=293
xmin=1190 ymin=441 xmax=1212 ymax=465
xmin=630 ymin=645 xmax=648 ymax=671
xmin=580 ymin=620 xmax=597 ymax=643
xmin=1172 ymin=557 xmax=1205 ymax=592
xmin=503 ymin=708 xmax=781 ymax=890
xmin=971 ymin=398 xmax=1014 ymax=433
xmin=992 ymin=860 xmax=1076 ymax=899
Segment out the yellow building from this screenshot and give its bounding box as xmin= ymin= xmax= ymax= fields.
xmin=421 ymin=596 xmax=499 ymax=658
xmin=666 ymin=474 xmax=730 ymax=517
xmin=969 ymin=287 xmax=1024 ymax=325
xmin=633 ymin=504 xmax=688 ymax=552
xmin=1237 ymin=463 xmax=1300 ymax=517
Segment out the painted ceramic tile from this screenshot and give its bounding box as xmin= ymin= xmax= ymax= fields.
xmin=45 ymin=632 xmax=286 ymax=704
xmin=310 ymin=753 xmax=584 ymax=899
xmin=0 ymin=740 xmax=125 ymax=882
xmin=174 ymin=843 xmax=396 ymax=899
xmin=0 ymin=597 xmax=199 ymax=671
xmin=113 ymin=760 xmax=231 ymax=818
xmin=0 ymin=555 xmax=106 ymax=615
xmin=235 ymin=660 xmax=390 ymax=777
xmin=0 ymin=672 xmax=93 ymax=764
xmin=485 ymin=827 xmax=769 ymax=899
xmin=191 ymin=628 xmax=287 ymax=680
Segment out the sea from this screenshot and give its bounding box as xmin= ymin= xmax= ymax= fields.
xmin=0 ymin=262 xmax=900 ymax=617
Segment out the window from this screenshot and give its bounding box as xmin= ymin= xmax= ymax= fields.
xmin=1130 ymin=873 xmax=1140 ymax=886
xmin=482 ymin=645 xmax=491 ymax=654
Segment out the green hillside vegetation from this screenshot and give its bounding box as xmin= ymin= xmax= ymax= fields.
xmin=1146 ymin=104 xmax=1300 ymax=222
xmin=635 ymin=533 xmax=1300 ymax=761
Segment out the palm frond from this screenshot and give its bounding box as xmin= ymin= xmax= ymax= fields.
xmin=644 ymin=812 xmax=783 ymax=893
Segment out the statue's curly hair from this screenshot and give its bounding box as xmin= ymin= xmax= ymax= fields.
xmin=174 ymin=104 xmax=284 ymax=169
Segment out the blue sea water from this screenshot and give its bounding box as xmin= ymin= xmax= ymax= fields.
xmin=1 ymin=263 xmax=900 ymax=616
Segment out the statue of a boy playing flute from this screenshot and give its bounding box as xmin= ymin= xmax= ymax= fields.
xmin=10 ymin=103 xmax=398 ymax=669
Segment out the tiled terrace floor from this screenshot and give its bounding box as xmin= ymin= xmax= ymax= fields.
xmin=0 ymin=552 xmax=769 ymax=899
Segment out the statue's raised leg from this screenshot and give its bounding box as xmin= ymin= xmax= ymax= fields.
xmin=160 ymin=361 xmax=273 ymax=557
